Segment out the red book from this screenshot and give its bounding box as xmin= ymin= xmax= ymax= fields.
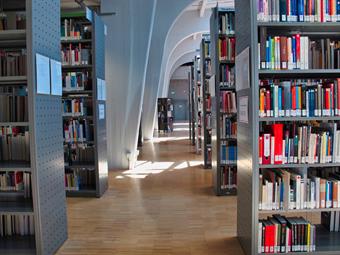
xmin=230 ymin=38 xmax=236 ymax=60
xmin=292 ymin=86 xmax=296 ymax=111
xmin=263 ymin=133 xmax=271 ymax=164
xmin=321 ymin=0 xmax=324 ymax=22
xmin=308 ymin=0 xmax=312 ymax=17
xmin=259 ymin=136 xmax=263 ymax=164
xmin=222 ymin=39 xmax=227 ymax=60
xmin=272 ymin=124 xmax=284 ymax=164
xmin=330 ymin=83 xmax=334 ymax=113
xmin=325 ymin=88 xmax=330 ymax=111
xmin=296 ymin=34 xmax=301 ymax=68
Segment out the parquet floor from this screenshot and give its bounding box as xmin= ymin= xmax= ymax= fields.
xmin=56 ymin=123 xmax=245 ymax=255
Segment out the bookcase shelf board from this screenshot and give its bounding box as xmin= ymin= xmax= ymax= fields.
xmin=61 ymin=8 xmax=108 ymax=198
xmin=236 ymin=1 xmax=340 ymax=255
xmin=210 ymin=7 xmax=237 ymax=195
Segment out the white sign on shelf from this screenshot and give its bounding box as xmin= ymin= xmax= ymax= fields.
xmin=36 ymin=53 xmax=51 ymax=95
xmin=99 ymin=104 xmax=105 ymax=120
xmin=239 ymin=96 xmax=249 ymax=124
xmin=236 ymin=47 xmax=250 ymax=92
xmin=50 ymin=59 xmax=62 ymax=96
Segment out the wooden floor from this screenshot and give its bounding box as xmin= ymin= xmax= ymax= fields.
xmin=56 ymin=123 xmax=245 ymax=255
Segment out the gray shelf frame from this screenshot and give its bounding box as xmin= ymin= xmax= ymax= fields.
xmin=194 ymin=56 xmax=202 ymax=154
xmin=0 ymin=1 xmax=69 ymax=254
xmin=236 ymin=1 xmax=340 ymax=255
xmin=189 ymin=65 xmax=196 ymax=145
xmin=201 ymin=38 xmax=212 ymax=168
xmin=61 ymin=8 xmax=108 ymax=198
xmin=210 ymin=7 xmax=237 ymax=196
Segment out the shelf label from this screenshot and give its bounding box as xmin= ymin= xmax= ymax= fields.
xmin=239 ymin=96 xmax=249 ymax=124
xmin=36 ymin=53 xmax=51 ymax=95
xmin=50 ymin=59 xmax=62 ymax=96
xmin=99 ymin=104 xmax=105 ymax=120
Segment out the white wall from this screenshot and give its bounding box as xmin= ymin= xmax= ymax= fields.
xmin=101 ymin=0 xmax=156 ymax=169
xmin=141 ymin=0 xmax=196 ymax=140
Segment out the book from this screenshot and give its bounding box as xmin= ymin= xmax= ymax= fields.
xmin=258 ymin=0 xmax=340 ymax=22
xmin=220 ymin=140 xmax=237 ymax=164
xmin=0 ymin=172 xmax=31 ymax=198
xmin=219 ymin=12 xmax=235 ymax=35
xmin=0 ymin=214 xmax=34 ymax=237
xmin=259 ymin=35 xmax=340 ymax=70
xmin=0 ymin=127 xmax=30 ymax=162
xmin=259 ymin=122 xmax=340 ymax=165
xmin=259 ymin=79 xmax=340 ymax=118
xmin=220 ymin=166 xmax=237 ymax=190
xmin=259 ymin=215 xmax=315 ymax=253
xmin=220 ymin=91 xmax=237 ymax=114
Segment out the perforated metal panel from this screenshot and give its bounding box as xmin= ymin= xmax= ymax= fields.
xmin=235 ymin=0 xmax=260 ymax=255
xmin=27 ymin=0 xmax=68 ymax=254
xmin=94 ymin=13 xmax=108 ymax=197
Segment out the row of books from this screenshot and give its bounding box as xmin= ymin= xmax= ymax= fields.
xmin=0 ymin=50 xmax=27 ymax=76
xmin=259 ymin=169 xmax=285 ymax=210
xmin=63 ymin=119 xmax=93 ymax=143
xmin=259 ymin=79 xmax=340 ymax=118
xmin=64 ymin=146 xmax=95 ymax=165
xmin=0 ymin=95 xmax=28 ymax=122
xmin=219 ymin=12 xmax=235 ymax=35
xmin=259 ymin=168 xmax=340 ymax=210
xmin=0 ymin=130 xmax=30 ymax=162
xmin=220 ymin=91 xmax=237 ymax=114
xmin=257 ymin=0 xmax=340 ymax=22
xmin=221 ymin=142 xmax=237 ymax=164
xmin=61 ymin=44 xmax=92 ymax=66
xmin=65 ymin=168 xmax=96 ymax=190
xmin=258 ymin=215 xmax=316 ymax=253
xmin=259 ymin=33 xmax=340 ymax=70
xmin=61 ymin=18 xmax=92 ymax=40
xmin=0 ymin=12 xmax=26 ymax=30
xmin=220 ymin=166 xmax=237 ymax=190
xmin=63 ymin=71 xmax=91 ymax=91
xmin=0 ymin=214 xmax=34 ymax=237
xmin=0 ymin=172 xmax=31 ymax=198
xmin=219 ymin=65 xmax=235 ymax=87
xmin=218 ymin=37 xmax=235 ymax=61
xmin=220 ymin=117 xmax=237 ymax=139
xmin=63 ymin=99 xmax=85 ymax=116
xmin=259 ymin=123 xmax=340 ymax=165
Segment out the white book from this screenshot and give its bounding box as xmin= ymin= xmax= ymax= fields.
xmin=311 ymin=181 xmax=316 ymax=209
xmin=270 ymin=136 xmax=275 ymax=165
xmin=268 ymin=182 xmax=273 ymax=210
xmin=296 ymin=175 xmax=301 ymax=209
xmin=335 ymin=211 xmax=340 ymax=232
xmin=331 ymin=212 xmax=335 ymax=231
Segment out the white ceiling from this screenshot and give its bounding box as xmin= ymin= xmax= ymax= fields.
xmin=61 ymin=0 xmax=100 ymax=9
xmin=187 ymin=0 xmax=234 ymax=11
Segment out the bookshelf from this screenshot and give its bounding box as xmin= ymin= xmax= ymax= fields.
xmin=200 ymin=38 xmax=212 ymax=168
xmin=210 ymin=8 xmax=237 ymax=196
xmin=189 ymin=65 xmax=196 ymax=145
xmin=61 ymin=8 xmax=108 ymax=198
xmin=0 ymin=1 xmax=67 ymax=254
xmin=236 ymin=0 xmax=340 ymax=254
xmin=194 ymin=56 xmax=202 ymax=154
xmin=157 ymin=98 xmax=174 ymax=132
